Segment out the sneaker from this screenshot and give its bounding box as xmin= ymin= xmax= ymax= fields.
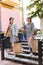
xmin=8 ymin=52 xmax=14 ymax=55
xmin=12 ymin=55 xmax=16 ymax=58
xmin=9 ymin=54 xmax=16 ymax=58
xmin=29 ymin=53 xmax=33 ymax=56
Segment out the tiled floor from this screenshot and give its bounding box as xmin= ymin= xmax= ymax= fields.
xmin=0 ymin=50 xmax=23 ymax=65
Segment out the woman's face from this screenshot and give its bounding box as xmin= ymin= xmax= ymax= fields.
xmin=27 ymin=18 xmax=31 ymax=24
xmin=10 ymin=18 xmax=14 ymax=24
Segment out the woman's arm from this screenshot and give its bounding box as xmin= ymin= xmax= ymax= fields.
xmin=15 ymin=25 xmax=18 ymax=37
xmin=31 ymin=23 xmax=35 ymax=36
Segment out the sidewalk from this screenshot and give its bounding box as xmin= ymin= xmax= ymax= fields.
xmin=0 ymin=50 xmax=23 ymax=65
xmin=0 ymin=60 xmax=23 ymax=65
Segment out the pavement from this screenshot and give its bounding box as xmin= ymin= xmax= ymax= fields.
xmin=0 ymin=50 xmax=23 ymax=65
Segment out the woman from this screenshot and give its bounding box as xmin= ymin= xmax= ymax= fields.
xmin=6 ymin=17 xmax=18 ymax=57
xmin=26 ymin=17 xmax=35 ymax=55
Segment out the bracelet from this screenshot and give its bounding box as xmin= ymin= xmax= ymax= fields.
xmin=16 ymin=36 xmax=18 ymax=37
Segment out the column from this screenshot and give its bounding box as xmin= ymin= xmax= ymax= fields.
xmin=40 ymin=18 xmax=43 ymax=34
xmin=0 ymin=0 xmax=2 ymax=32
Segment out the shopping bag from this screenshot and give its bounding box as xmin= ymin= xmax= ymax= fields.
xmin=6 ymin=25 xmax=11 ymax=37
xmin=32 ymin=39 xmax=38 ymax=52
xmin=13 ymin=42 xmax=22 ymax=54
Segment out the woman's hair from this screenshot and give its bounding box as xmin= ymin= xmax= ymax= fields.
xmin=9 ymin=17 xmax=14 ymax=24
xmin=27 ymin=17 xmax=31 ymax=22
xmin=9 ymin=17 xmax=14 ymax=21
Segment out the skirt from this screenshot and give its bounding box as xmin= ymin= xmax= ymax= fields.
xmin=10 ymin=35 xmax=16 ymax=43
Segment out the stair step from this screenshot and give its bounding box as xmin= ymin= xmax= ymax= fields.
xmin=7 ymin=49 xmax=38 ymax=56
xmin=16 ymin=53 xmax=38 ymax=60
xmin=22 ymin=46 xmax=28 ymax=48
xmin=5 ymin=56 xmax=38 ymax=65
xmin=22 ymin=46 xmax=40 ymax=52
xmin=23 ymin=49 xmax=38 ymax=55
xmin=23 ymin=49 xmax=30 ymax=52
xmin=22 ymin=42 xmax=28 ymax=45
xmin=22 ymin=46 xmax=29 ymax=49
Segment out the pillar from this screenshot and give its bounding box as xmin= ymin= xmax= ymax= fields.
xmin=40 ymin=18 xmax=43 ymax=34
xmin=0 ymin=0 xmax=2 ymax=32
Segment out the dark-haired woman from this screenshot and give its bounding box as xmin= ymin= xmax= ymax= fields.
xmin=6 ymin=17 xmax=18 ymax=57
xmin=26 ymin=17 xmax=35 ymax=56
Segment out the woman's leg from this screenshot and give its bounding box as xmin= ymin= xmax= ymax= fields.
xmin=12 ymin=43 xmax=16 ymax=55
xmin=27 ymin=36 xmax=32 ymax=53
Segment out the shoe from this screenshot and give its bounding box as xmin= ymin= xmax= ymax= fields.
xmin=8 ymin=52 xmax=14 ymax=55
xmin=8 ymin=54 xmax=16 ymax=58
xmin=29 ymin=53 xmax=33 ymax=56
xmin=12 ymin=54 xmax=16 ymax=58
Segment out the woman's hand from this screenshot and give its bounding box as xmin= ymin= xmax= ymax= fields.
xmin=16 ymin=36 xmax=19 ymax=41
xmin=32 ymin=35 xmax=35 ymax=39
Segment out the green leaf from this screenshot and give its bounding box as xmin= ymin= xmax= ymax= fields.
xmin=26 ymin=0 xmax=43 ymax=18
xmin=26 ymin=0 xmax=39 ymax=10
xmin=18 ymin=0 xmax=21 ymax=1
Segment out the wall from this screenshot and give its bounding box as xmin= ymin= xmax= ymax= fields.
xmin=40 ymin=18 xmax=43 ymax=33
xmin=0 ymin=7 xmax=1 ymax=31
xmin=1 ymin=7 xmax=22 ymax=33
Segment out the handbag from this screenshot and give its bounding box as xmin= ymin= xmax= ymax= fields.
xmin=32 ymin=38 xmax=38 ymax=52
xmin=6 ymin=25 xmax=11 ymax=37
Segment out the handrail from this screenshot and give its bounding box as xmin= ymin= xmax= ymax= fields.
xmin=0 ymin=32 xmax=4 ymax=34
xmin=1 ymin=37 xmax=7 ymax=41
xmin=38 ymin=40 xmax=42 ymax=65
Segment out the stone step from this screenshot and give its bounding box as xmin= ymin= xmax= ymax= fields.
xmin=16 ymin=53 xmax=38 ymax=61
xmin=22 ymin=45 xmax=29 ymax=49
xmin=22 ymin=42 xmax=28 ymax=46
xmin=5 ymin=56 xmax=38 ymax=65
xmin=23 ymin=49 xmax=38 ymax=55
xmin=22 ymin=45 xmax=43 ymax=52
xmin=6 ymin=49 xmax=38 ymax=56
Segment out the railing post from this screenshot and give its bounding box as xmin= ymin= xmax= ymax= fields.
xmin=1 ymin=40 xmax=4 ymax=60
xmin=38 ymin=40 xmax=42 ymax=65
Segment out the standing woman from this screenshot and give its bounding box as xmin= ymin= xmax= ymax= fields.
xmin=26 ymin=17 xmax=35 ymax=55
xmin=6 ymin=17 xmax=18 ymax=57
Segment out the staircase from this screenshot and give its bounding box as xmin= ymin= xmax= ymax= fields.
xmin=4 ymin=41 xmax=39 ymax=65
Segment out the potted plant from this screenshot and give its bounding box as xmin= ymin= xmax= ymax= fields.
xmin=27 ymin=0 xmax=43 ymax=33
xmin=18 ymin=29 xmax=22 ymax=34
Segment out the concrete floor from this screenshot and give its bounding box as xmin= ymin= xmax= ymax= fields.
xmin=0 ymin=50 xmax=23 ymax=65
xmin=0 ymin=60 xmax=23 ymax=65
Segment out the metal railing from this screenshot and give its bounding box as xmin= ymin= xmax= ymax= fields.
xmin=1 ymin=37 xmax=7 ymax=60
xmin=38 ymin=40 xmax=42 ymax=65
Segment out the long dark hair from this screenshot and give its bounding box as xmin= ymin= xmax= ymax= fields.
xmin=9 ymin=17 xmax=14 ymax=24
